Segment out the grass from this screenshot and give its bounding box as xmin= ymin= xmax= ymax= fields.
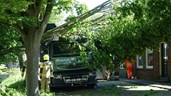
xmin=0 ymin=68 xmax=121 ymax=96
xmin=0 ymin=68 xmax=56 ymax=96
xmin=0 ymin=68 xmax=26 ymax=96
xmin=101 ymin=85 xmax=120 ymax=96
xmin=143 ymin=89 xmax=158 ymax=96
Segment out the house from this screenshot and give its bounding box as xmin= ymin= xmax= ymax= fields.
xmin=134 ymin=42 xmax=171 ymax=82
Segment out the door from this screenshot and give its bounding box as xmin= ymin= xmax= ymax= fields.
xmin=161 ymin=43 xmax=168 ymax=77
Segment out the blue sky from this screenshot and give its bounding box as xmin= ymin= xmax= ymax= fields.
xmin=77 ymin=0 xmax=107 ymax=10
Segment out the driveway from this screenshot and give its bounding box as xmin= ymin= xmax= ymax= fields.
xmin=53 ymin=80 xmax=171 ymax=96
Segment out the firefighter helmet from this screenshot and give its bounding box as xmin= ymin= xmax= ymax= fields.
xmin=43 ymin=54 xmax=49 ymax=61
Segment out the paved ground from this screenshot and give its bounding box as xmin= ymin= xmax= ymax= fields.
xmin=121 ymin=78 xmax=171 ymax=90
xmin=97 ymin=79 xmax=171 ymax=96
xmin=53 ymin=79 xmax=171 ymax=96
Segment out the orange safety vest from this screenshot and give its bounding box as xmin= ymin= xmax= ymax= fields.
xmin=124 ymin=60 xmax=134 ymax=79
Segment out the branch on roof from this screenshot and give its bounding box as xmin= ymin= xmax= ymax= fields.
xmin=42 ymin=0 xmax=111 ymax=41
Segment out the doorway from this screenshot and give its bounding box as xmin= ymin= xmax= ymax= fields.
xmin=160 ymin=43 xmax=168 ymax=77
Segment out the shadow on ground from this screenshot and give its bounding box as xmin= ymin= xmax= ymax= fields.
xmin=50 ymin=81 xmax=171 ymax=96
xmin=8 ymin=80 xmax=25 ymax=92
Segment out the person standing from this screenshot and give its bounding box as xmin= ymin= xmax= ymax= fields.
xmin=21 ymin=54 xmax=27 ymax=86
xmin=124 ymin=59 xmax=134 ymax=79
xmin=105 ymin=67 xmax=111 ymax=80
xmin=40 ymin=54 xmax=52 ymax=92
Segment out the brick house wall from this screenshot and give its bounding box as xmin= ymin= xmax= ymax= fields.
xmin=134 ymin=50 xmax=160 ymax=81
xmin=168 ymin=41 xmax=171 ymax=81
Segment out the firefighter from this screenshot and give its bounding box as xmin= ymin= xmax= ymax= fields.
xmin=40 ymin=54 xmax=51 ymax=92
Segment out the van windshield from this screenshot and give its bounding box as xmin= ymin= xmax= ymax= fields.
xmin=52 ymin=43 xmax=80 ymax=56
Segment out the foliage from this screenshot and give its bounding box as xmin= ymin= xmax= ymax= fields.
xmin=70 ymin=0 xmax=171 ymax=71
xmin=0 ymin=0 xmax=92 ymax=95
xmin=113 ymin=0 xmax=171 ymax=56
xmin=0 ymin=0 xmax=34 ymax=26
xmin=2 ymin=0 xmax=171 ymax=95
xmin=65 ymin=0 xmax=88 ymax=22
xmin=73 ymin=0 xmax=88 ymax=15
xmin=0 ymin=24 xmax=22 ymax=63
xmin=49 ymin=0 xmax=88 ymax=23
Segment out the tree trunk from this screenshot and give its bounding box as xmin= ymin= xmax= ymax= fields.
xmin=22 ymin=1 xmax=53 ymax=95
xmin=24 ymin=30 xmax=41 ymax=96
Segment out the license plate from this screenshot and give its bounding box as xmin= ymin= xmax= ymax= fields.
xmin=65 ymin=78 xmax=87 ymax=83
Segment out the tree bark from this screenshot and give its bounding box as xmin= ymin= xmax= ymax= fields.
xmin=24 ymin=30 xmax=41 ymax=96
xmin=22 ymin=1 xmax=54 ymax=95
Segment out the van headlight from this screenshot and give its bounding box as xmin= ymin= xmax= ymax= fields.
xmin=53 ymin=74 xmax=62 ymax=79
xmin=89 ymin=72 xmax=96 ymax=76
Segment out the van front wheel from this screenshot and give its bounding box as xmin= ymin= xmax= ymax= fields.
xmin=87 ymin=84 xmax=96 ymax=88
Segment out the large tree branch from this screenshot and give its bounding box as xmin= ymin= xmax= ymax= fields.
xmin=42 ymin=0 xmax=111 ymax=40
xmin=13 ymin=24 xmax=25 ymax=37
xmin=38 ymin=0 xmax=54 ymax=42
xmin=26 ymin=0 xmax=43 ymax=18
xmin=34 ymin=0 xmax=44 ymax=17
xmin=0 ymin=46 xmax=24 ymax=56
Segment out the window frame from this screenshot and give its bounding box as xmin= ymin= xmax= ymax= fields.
xmin=136 ymin=55 xmax=143 ymax=69
xmin=145 ymin=48 xmax=154 ymax=69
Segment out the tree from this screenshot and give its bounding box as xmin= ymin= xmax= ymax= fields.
xmin=0 ymin=0 xmax=112 ymax=95
xmin=73 ymin=0 xmax=171 ymax=72
xmin=0 ymin=0 xmax=79 ymax=96
xmin=113 ymin=0 xmax=171 ymax=59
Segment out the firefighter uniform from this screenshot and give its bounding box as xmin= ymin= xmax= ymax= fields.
xmin=40 ymin=54 xmax=51 ymax=92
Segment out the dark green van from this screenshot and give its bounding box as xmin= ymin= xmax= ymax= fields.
xmin=41 ymin=36 xmax=97 ymax=88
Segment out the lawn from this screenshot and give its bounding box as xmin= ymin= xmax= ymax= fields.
xmin=0 ymin=68 xmax=25 ymax=96
xmin=0 ymin=68 xmax=119 ymax=96
xmin=0 ymin=68 xmax=161 ymax=96
xmin=0 ymin=68 xmax=55 ymax=96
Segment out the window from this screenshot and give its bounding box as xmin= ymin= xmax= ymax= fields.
xmin=52 ymin=43 xmax=80 ymax=56
xmin=146 ymin=49 xmax=154 ymax=69
xmin=136 ymin=55 xmax=143 ymax=69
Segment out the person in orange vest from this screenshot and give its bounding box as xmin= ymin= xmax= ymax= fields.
xmin=39 ymin=54 xmax=52 ymax=92
xmin=124 ymin=59 xmax=134 ymax=79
